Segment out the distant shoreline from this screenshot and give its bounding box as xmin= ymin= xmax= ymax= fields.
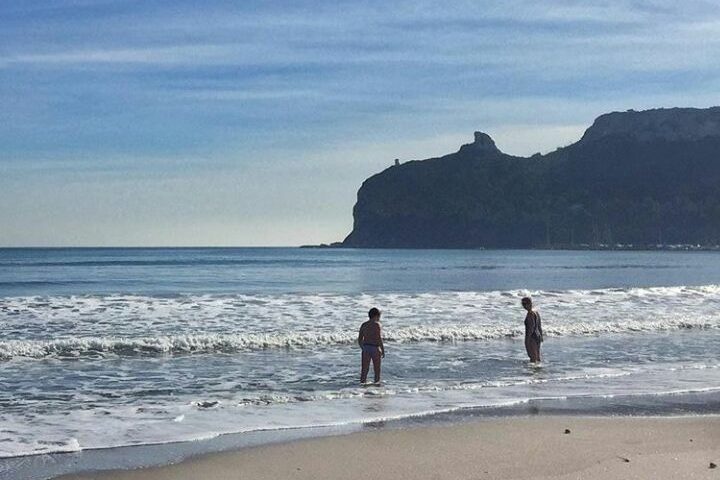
xmin=3 ymin=244 xmax=720 ymax=251
xmin=301 ymin=243 xmax=720 ymax=251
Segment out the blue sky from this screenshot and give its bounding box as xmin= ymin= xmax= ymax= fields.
xmin=2 ymin=0 xmax=720 ymax=246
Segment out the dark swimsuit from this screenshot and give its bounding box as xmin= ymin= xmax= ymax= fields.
xmin=361 ymin=343 xmax=380 ymax=355
xmin=525 ymin=311 xmax=543 ymax=343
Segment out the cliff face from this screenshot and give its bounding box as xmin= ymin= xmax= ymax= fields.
xmin=342 ymin=107 xmax=720 ymax=248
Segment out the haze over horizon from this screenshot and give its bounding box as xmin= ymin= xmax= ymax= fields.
xmin=3 ymin=1 xmax=720 ymax=246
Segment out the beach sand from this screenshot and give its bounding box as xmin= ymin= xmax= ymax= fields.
xmin=61 ymin=416 xmax=720 ymax=480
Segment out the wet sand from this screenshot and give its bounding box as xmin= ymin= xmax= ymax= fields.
xmin=60 ymin=416 xmax=720 ymax=480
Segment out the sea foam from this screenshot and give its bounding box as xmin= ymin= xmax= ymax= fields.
xmin=2 ymin=285 xmax=720 ymax=360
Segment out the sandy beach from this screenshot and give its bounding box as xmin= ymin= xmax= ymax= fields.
xmin=60 ymin=416 xmax=720 ymax=480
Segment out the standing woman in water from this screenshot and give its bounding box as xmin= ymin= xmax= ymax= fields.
xmin=521 ymin=297 xmax=543 ymax=363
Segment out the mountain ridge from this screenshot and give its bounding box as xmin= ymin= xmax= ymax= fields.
xmin=340 ymin=107 xmax=720 ymax=249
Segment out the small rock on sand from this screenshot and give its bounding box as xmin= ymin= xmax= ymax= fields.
xmin=564 ymin=429 xmax=571 ymax=434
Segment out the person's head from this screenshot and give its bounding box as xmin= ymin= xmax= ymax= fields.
xmin=521 ymin=297 xmax=532 ymax=312
xmin=368 ymin=307 xmax=381 ymax=321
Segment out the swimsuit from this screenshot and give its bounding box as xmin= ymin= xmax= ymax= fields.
xmin=525 ymin=311 xmax=543 ymax=343
xmin=361 ymin=343 xmax=380 ymax=355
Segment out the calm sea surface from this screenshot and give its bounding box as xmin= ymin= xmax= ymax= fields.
xmin=1 ymin=248 xmax=719 ymax=460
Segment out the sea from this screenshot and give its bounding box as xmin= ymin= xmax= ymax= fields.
xmin=1 ymin=248 xmax=720 ymax=478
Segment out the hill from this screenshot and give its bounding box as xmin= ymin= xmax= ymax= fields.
xmin=341 ymin=107 xmax=720 ymax=248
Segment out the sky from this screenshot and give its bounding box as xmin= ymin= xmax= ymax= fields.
xmin=2 ymin=0 xmax=720 ymax=246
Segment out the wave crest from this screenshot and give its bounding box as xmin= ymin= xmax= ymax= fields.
xmin=2 ymin=317 xmax=718 ymax=360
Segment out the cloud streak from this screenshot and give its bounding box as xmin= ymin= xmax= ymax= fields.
xmin=2 ymin=0 xmax=720 ymax=245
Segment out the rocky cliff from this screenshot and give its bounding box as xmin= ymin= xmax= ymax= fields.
xmin=341 ymin=107 xmax=720 ymax=248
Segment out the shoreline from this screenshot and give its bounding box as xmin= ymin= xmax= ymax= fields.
xmin=58 ymin=415 xmax=720 ymax=480
xmin=5 ymin=390 xmax=720 ymax=480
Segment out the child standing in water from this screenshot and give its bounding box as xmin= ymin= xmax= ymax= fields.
xmin=521 ymin=297 xmax=543 ymax=363
xmin=358 ymin=307 xmax=385 ymax=384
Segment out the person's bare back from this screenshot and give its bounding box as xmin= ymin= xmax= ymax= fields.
xmin=358 ymin=320 xmax=382 ymax=346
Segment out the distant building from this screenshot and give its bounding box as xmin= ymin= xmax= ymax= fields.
xmin=394 ymin=158 xmax=400 ymax=166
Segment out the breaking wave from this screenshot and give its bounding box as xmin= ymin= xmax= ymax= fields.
xmin=2 ymin=316 xmax=718 ymax=360
xmin=3 ymin=284 xmax=720 ymax=360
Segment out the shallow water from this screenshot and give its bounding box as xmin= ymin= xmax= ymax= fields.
xmin=1 ymin=248 xmax=719 ymax=459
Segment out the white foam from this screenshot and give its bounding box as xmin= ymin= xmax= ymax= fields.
xmin=3 ymin=367 xmax=719 ymax=459
xmin=2 ymin=285 xmax=720 ymax=359
xmin=3 ymin=285 xmax=720 ymax=458
xmin=1 ymin=317 xmax=718 ymax=360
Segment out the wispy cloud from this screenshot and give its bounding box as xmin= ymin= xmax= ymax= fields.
xmin=2 ymin=0 xmax=720 ymax=245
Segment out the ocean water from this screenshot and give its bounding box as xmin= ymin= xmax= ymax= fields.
xmin=1 ymin=248 xmax=720 ymax=461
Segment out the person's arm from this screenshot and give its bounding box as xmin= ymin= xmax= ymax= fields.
xmin=535 ymin=311 xmax=543 ymax=343
xmin=536 ymin=311 xmax=543 ymax=336
xmin=379 ymin=324 xmax=385 ymax=358
xmin=358 ymin=323 xmax=365 ymax=348
xmin=524 ymin=313 xmax=532 ymax=338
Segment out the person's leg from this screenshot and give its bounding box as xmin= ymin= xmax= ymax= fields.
xmin=372 ymin=350 xmax=382 ymax=383
xmin=525 ymin=339 xmax=533 ymax=361
xmin=527 ymin=340 xmax=540 ymax=363
xmin=360 ymin=350 xmax=370 ymax=383
xmin=371 ymin=351 xmax=382 ymax=383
